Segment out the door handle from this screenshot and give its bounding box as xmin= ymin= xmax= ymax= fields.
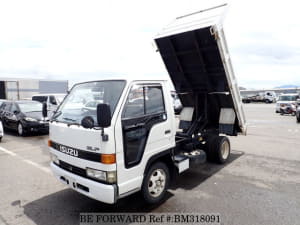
xmin=165 ymin=130 xmax=171 ymax=134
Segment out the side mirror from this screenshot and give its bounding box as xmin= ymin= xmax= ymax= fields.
xmin=50 ymin=99 xmax=57 ymax=105
xmin=97 ymin=103 xmax=111 ymax=128
xmin=42 ymin=102 xmax=48 ymax=117
xmin=13 ymin=110 xmax=20 ymax=115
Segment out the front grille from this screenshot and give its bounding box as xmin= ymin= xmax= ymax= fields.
xmin=56 ymin=160 xmax=109 ymax=184
xmin=58 ymin=160 xmax=86 ymax=177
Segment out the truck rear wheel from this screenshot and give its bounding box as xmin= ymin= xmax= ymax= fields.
xmin=207 ymin=136 xmax=231 ymax=164
xmin=142 ymin=162 xmax=170 ymax=204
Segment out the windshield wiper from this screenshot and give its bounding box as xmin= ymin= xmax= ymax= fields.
xmin=67 ymin=122 xmax=81 ymax=127
xmin=26 ymin=111 xmax=42 ymax=113
xmin=62 ymin=117 xmax=76 ymax=122
xmin=62 ymin=117 xmax=81 ymax=127
xmin=52 ymin=111 xmax=62 ymax=119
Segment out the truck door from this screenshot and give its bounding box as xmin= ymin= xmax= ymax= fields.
xmin=1 ymin=103 xmax=12 ymax=129
xmin=121 ymin=84 xmax=167 ymax=168
xmin=8 ymin=103 xmax=19 ymax=130
xmin=115 ymin=83 xmax=174 ymax=195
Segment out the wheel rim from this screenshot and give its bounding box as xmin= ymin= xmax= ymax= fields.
xmin=148 ymin=169 xmax=166 ymax=198
xmin=221 ymin=140 xmax=230 ymax=160
xmin=18 ymin=124 xmax=23 ymax=135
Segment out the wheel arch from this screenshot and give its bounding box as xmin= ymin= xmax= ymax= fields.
xmin=143 ymin=149 xmax=175 ymax=180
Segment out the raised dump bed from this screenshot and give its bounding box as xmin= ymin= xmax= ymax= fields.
xmin=155 ymin=4 xmax=246 ymax=135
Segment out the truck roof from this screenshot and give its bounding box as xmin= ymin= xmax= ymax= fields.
xmin=154 ymin=4 xmax=246 ymax=134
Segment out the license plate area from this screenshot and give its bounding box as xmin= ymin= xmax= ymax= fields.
xmin=60 ymin=176 xmax=77 ymax=189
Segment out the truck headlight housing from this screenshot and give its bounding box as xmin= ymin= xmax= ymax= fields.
xmin=50 ymin=153 xmax=60 ymax=165
xmin=24 ymin=117 xmax=37 ymax=122
xmin=86 ymin=168 xmax=116 ymax=183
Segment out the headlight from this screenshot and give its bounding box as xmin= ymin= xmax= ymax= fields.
xmin=86 ymin=168 xmax=116 ymax=183
xmin=24 ymin=117 xmax=37 ymax=122
xmin=50 ymin=153 xmax=60 ymax=165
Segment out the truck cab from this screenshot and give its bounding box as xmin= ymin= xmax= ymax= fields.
xmin=48 ymin=4 xmax=246 ymax=204
xmin=49 ymin=80 xmax=176 ymax=203
xmin=276 ymin=93 xmax=300 ymax=113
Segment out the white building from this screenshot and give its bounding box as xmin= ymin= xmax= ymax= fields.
xmin=0 ymin=78 xmax=68 ymax=100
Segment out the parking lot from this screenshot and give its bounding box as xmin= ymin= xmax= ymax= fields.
xmin=0 ymin=103 xmax=299 ymax=225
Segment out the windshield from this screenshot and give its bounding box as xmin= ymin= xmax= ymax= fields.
xmin=18 ymin=102 xmax=43 ymax=113
xmin=53 ymin=81 xmax=126 ymax=125
xmin=279 ymin=95 xmax=298 ymax=101
xmin=56 ymin=96 xmax=65 ymax=104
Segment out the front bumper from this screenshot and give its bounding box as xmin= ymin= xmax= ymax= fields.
xmin=23 ymin=121 xmax=49 ymax=132
xmin=50 ymin=162 xmax=117 ymax=204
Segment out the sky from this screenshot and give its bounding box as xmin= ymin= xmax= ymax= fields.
xmin=0 ymin=0 xmax=300 ymax=89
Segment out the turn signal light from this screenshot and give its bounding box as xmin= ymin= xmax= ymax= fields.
xmin=48 ymin=140 xmax=52 ymax=147
xmin=101 ymin=154 xmax=116 ymax=164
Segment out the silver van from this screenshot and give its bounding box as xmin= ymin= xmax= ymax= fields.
xmin=32 ymin=94 xmax=66 ymax=111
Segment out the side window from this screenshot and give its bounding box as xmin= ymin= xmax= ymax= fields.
xmin=122 ymin=85 xmax=165 ymax=119
xmin=4 ymin=103 xmax=11 ymax=112
xmin=145 ymin=86 xmax=165 ymax=114
xmin=122 ymin=85 xmax=145 ymax=118
xmin=11 ymin=104 xmax=18 ymax=113
xmin=0 ymin=103 xmax=6 ymax=111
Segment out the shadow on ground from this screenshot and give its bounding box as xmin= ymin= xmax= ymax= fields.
xmin=23 ymin=151 xmax=243 ymax=225
xmin=171 ymin=150 xmax=244 ymax=190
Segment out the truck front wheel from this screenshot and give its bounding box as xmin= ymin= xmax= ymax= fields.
xmin=142 ymin=162 xmax=170 ymax=204
xmin=208 ymin=136 xmax=231 ymax=164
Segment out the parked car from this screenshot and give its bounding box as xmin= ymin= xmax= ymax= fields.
xmin=296 ymin=108 xmax=300 ymax=123
xmin=0 ymin=120 xmax=3 ymax=142
xmin=0 ymin=99 xmax=8 ymax=107
xmin=275 ymin=93 xmax=300 ymax=113
xmin=241 ymin=95 xmax=251 ymax=103
xmin=32 ymin=93 xmax=66 ymax=111
xmin=296 ymin=99 xmax=300 ymax=123
xmin=264 ymin=91 xmax=277 ymax=103
xmin=245 ymin=91 xmax=277 ymax=103
xmin=0 ymin=100 xmax=49 ymax=136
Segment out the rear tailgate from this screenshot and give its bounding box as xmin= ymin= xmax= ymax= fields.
xmin=154 ymin=4 xmax=246 ymax=135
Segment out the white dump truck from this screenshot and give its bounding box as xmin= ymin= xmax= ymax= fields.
xmin=48 ymin=4 xmax=246 ymax=204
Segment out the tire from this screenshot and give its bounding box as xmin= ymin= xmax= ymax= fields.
xmin=17 ymin=123 xmax=26 ymax=136
xmin=207 ymin=136 xmax=231 ymax=164
xmin=141 ymin=162 xmax=170 ymax=204
xmin=297 ymin=115 xmax=300 ymax=123
xmin=0 ymin=137 xmax=2 ymax=142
